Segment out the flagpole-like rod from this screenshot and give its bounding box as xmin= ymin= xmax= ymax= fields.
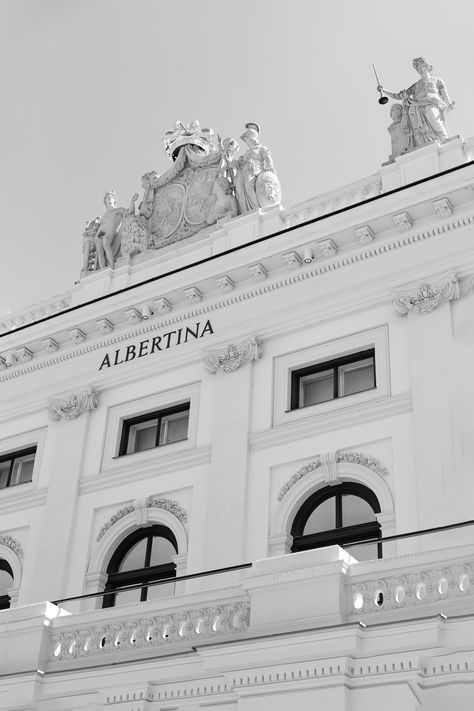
xmin=372 ymin=63 xmax=389 ymax=105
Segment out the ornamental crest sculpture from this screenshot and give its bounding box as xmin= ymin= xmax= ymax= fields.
xmin=204 ymin=335 xmax=262 ymax=374
xmin=48 ymin=387 xmax=99 ymax=422
xmin=392 ymin=274 xmax=459 ymax=315
xmin=81 ymin=120 xmax=281 ymax=275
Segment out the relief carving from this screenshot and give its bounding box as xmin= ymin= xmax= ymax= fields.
xmin=146 ymin=497 xmax=187 ymax=524
xmin=48 ymin=386 xmax=99 ymax=422
xmin=204 ymin=336 xmax=262 ymax=374
xmin=0 ymin=534 xmax=23 ymax=558
xmin=96 ymin=505 xmax=135 ymax=542
xmin=392 ymin=273 xmax=459 ymax=315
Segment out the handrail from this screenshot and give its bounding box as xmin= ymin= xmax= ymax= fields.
xmin=51 ymin=518 xmax=474 ymax=606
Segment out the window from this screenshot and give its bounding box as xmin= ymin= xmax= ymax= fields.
xmin=0 ymin=559 xmax=13 ymax=610
xmin=291 ymin=483 xmax=382 ymax=561
xmin=119 ymin=403 xmax=190 ymax=456
xmin=290 ymin=349 xmax=375 ymax=410
xmin=103 ymin=525 xmax=177 ymax=608
xmin=0 ymin=447 xmax=36 ymax=490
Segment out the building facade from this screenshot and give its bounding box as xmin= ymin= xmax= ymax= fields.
xmin=1 ymin=126 xmax=474 ymax=710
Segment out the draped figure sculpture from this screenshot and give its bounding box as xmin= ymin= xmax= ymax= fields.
xmin=234 ymin=123 xmax=281 ymax=213
xmin=378 ymin=57 xmax=455 ymax=156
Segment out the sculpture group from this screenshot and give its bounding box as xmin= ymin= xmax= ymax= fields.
xmin=378 ymin=57 xmax=455 ymax=162
xmin=81 ymin=121 xmax=281 ymax=275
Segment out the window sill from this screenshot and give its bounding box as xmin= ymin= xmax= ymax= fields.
xmin=112 ymin=438 xmax=189 ymax=460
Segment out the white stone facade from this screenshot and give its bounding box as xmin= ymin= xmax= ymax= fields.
xmin=1 ymin=139 xmax=474 ymax=709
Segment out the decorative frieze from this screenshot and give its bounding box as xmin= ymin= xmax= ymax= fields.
xmin=184 ymin=287 xmax=203 ymax=304
xmin=50 ymin=600 xmax=250 ymax=663
xmin=392 ymin=273 xmax=459 ymax=315
xmin=278 ymin=450 xmax=390 ymax=500
xmin=204 ymin=335 xmax=262 ymax=374
xmin=48 ymin=386 xmax=99 ymax=422
xmin=248 ymin=263 xmax=268 ymax=282
xmin=41 ymin=338 xmax=59 ymax=353
xmin=392 ymin=211 xmax=413 ymax=232
xmin=432 ymin=196 xmax=453 ymax=218
xmin=153 ymin=297 xmax=172 ymax=314
xmin=68 ymin=328 xmax=86 ymax=345
xmin=0 ymin=534 xmax=23 ymax=558
xmin=355 ymin=225 xmax=375 ymax=246
xmin=282 ymin=251 xmax=302 ymax=270
xmin=96 ymin=505 xmax=135 ymax=542
xmin=317 ymin=238 xmax=337 ymax=257
xmin=216 ymin=275 xmax=234 ymax=293
xmin=146 ymin=496 xmax=187 ymax=523
xmin=96 ymin=318 xmax=114 ymax=335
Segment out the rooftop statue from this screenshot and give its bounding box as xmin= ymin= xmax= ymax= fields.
xmin=80 ymin=120 xmax=281 ymax=276
xmin=378 ymin=57 xmax=455 ymax=160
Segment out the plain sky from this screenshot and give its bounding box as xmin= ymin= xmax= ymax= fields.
xmin=1 ymin=0 xmax=474 ymax=317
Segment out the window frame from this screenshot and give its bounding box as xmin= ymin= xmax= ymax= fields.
xmin=290 ymin=348 xmax=375 ymax=410
xmin=0 ymin=559 xmax=13 ymax=610
xmin=0 ymin=446 xmax=37 ymax=490
xmin=118 ymin=402 xmax=190 ymax=456
xmin=291 ymin=483 xmax=382 ymax=559
xmin=272 ymin=326 xmax=390 ymax=427
xmin=103 ymin=525 xmax=178 ymax=608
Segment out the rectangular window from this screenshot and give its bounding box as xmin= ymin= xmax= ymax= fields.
xmin=290 ymin=349 xmax=375 ymax=410
xmin=0 ymin=447 xmax=36 ymax=489
xmin=119 ymin=403 xmax=190 ymax=456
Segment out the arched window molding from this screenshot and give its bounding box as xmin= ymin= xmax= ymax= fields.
xmin=84 ymin=498 xmax=188 ymax=610
xmin=269 ymin=451 xmax=395 ymax=557
xmin=0 ymin=539 xmax=23 ymax=608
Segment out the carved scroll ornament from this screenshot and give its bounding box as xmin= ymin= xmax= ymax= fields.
xmin=48 ymin=387 xmax=99 ymax=422
xmin=204 ymin=336 xmax=262 ymax=374
xmin=392 ymin=274 xmax=459 ymax=315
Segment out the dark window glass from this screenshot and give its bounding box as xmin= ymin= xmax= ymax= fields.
xmin=0 ymin=559 xmax=13 ymax=610
xmin=290 ymin=349 xmax=375 ymax=410
xmin=103 ymin=525 xmax=178 ymax=608
xmin=291 ymin=483 xmax=382 ymax=561
xmin=0 ymin=447 xmax=36 ymax=490
xmin=119 ymin=403 xmax=190 ymax=456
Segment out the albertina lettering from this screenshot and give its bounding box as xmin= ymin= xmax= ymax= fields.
xmin=98 ymin=320 xmax=214 ymax=371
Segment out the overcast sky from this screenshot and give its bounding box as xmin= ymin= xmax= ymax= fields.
xmin=1 ymin=0 xmax=473 ymax=317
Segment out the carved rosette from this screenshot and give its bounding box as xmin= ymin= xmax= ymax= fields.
xmin=204 ymin=336 xmax=262 ymax=374
xmin=48 ymin=387 xmax=99 ymax=422
xmin=392 ymin=274 xmax=459 ymax=315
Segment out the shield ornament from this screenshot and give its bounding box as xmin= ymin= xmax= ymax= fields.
xmin=185 ymin=168 xmax=218 ymax=225
xmin=149 ymin=183 xmax=186 ymax=241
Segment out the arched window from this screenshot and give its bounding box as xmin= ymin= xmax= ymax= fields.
xmin=291 ymin=483 xmax=382 ymax=561
xmin=103 ymin=525 xmax=178 ymax=608
xmin=0 ymin=559 xmax=14 ymax=610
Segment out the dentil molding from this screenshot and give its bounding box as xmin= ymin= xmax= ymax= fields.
xmin=204 ymin=335 xmax=262 ymax=374
xmin=47 ymin=386 xmax=99 ymax=421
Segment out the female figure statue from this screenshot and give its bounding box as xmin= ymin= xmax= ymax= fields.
xmin=234 ymin=123 xmax=281 ymax=213
xmin=378 ymin=57 xmax=455 ymax=150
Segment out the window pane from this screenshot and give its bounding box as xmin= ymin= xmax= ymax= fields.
xmin=10 ymin=454 xmax=35 ymax=486
xmin=0 ymin=569 xmax=13 ymax=595
xmin=114 ymin=587 xmax=142 ymax=606
xmin=300 ymin=370 xmax=334 ymax=407
xmin=127 ymin=420 xmax=158 ymax=454
xmin=149 ymin=537 xmax=176 ymax=566
xmin=345 ymin=542 xmax=379 ymax=562
xmin=339 ymin=358 xmax=374 ymax=396
xmin=341 ymin=495 xmax=376 ymax=527
xmin=159 ymin=412 xmax=189 ymax=445
xmin=303 ymin=497 xmax=336 ymax=534
xmin=118 ymin=538 xmax=148 ymax=571
xmin=146 ymin=580 xmax=175 ymax=601
xmin=0 ymin=461 xmax=10 ymax=489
